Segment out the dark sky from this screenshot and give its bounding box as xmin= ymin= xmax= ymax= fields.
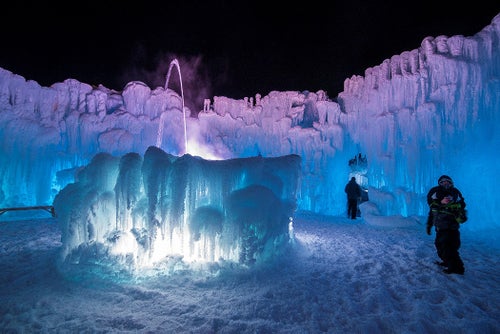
xmin=1 ymin=1 xmax=499 ymax=110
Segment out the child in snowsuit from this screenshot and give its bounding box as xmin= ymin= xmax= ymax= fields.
xmin=426 ymin=175 xmax=467 ymax=275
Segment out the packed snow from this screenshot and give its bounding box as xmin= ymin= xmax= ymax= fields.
xmin=0 ymin=212 xmax=499 ymax=333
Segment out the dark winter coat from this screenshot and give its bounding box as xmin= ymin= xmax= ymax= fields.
xmin=345 ymin=179 xmax=361 ymax=200
xmin=427 ymin=185 xmax=466 ymax=231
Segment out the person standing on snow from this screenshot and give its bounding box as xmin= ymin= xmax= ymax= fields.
xmin=426 ymin=175 xmax=467 ymax=275
xmin=345 ymin=177 xmax=362 ymax=220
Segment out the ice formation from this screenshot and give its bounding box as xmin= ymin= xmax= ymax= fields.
xmin=52 ymin=147 xmax=300 ymax=273
xmin=0 ymin=13 xmax=499 ymax=233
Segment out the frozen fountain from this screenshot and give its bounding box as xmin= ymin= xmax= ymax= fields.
xmin=156 ymin=59 xmax=189 ymax=154
xmin=53 ymin=147 xmax=301 ymax=277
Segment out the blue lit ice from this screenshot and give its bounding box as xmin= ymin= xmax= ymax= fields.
xmin=53 ymin=147 xmax=300 ymax=276
xmin=0 ymin=13 xmax=499 ymax=276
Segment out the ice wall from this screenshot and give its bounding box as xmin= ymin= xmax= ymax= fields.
xmin=338 ymin=14 xmax=500 ymax=227
xmin=53 ymin=147 xmax=300 ymax=273
xmin=0 ymin=78 xmax=186 ymax=207
xmin=0 ymin=13 xmax=499 ymax=231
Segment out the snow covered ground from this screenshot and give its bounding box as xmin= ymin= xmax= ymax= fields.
xmin=1 ymin=211 xmax=499 ymax=333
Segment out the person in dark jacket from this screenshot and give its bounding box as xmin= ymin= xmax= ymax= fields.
xmin=345 ymin=177 xmax=362 ymax=219
xmin=426 ymin=175 xmax=467 ymax=275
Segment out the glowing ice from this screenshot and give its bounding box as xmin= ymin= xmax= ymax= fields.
xmin=53 ymin=147 xmax=301 ymax=275
xmin=0 ymin=14 xmax=499 ymax=231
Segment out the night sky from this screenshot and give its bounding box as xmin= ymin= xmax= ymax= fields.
xmin=1 ymin=1 xmax=499 ymax=108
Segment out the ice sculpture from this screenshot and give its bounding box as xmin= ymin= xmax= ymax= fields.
xmin=53 ymin=146 xmax=301 ymax=275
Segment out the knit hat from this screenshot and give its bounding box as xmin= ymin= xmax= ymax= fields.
xmin=438 ymin=175 xmax=453 ymax=185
